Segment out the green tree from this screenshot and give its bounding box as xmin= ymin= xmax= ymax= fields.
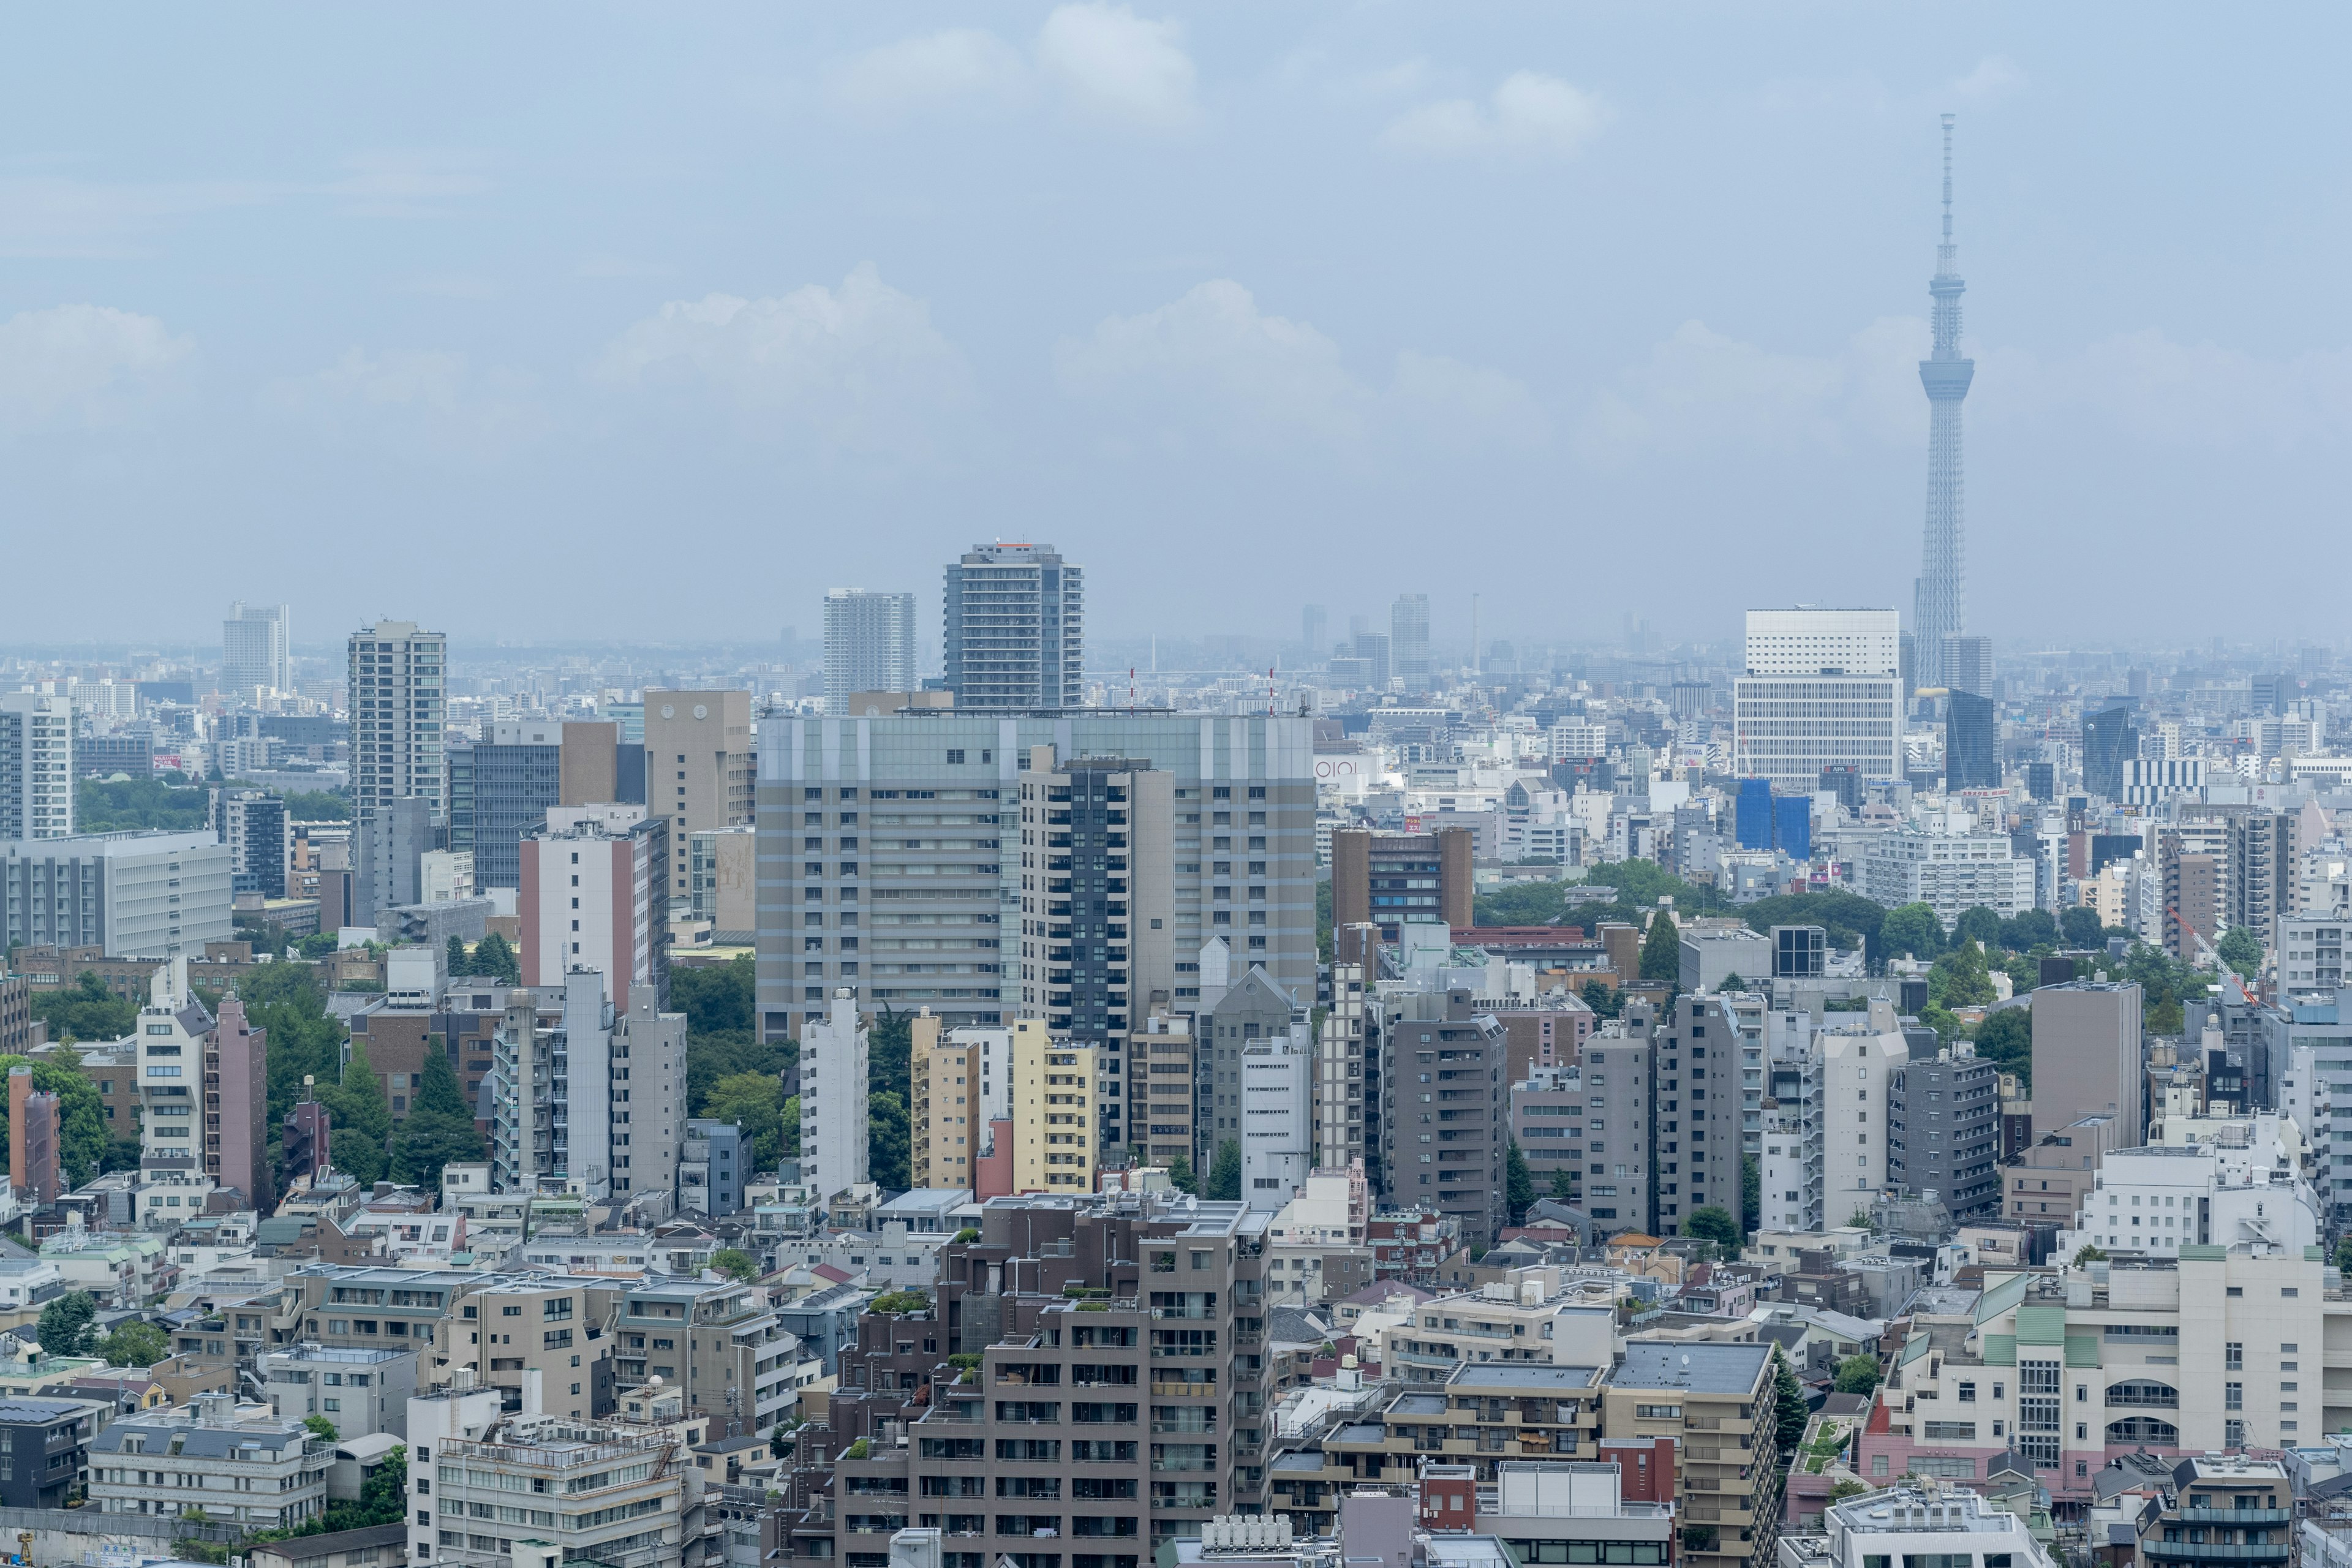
xmin=74 ymin=775 xmax=211 ymax=832
xmin=672 ymin=952 xmax=756 ymax=1037
xmin=36 ymin=1292 xmax=96 ymax=1357
xmin=304 ymin=1415 xmax=341 ymax=1442
xmin=1167 ymin=1153 xmax=1197 ymax=1194
xmin=869 ymin=1090 xmax=911 ymax=1191
xmin=2060 ymin=905 xmax=2108 ymax=949
xmin=1930 ymin=941 xmax=1997 ymax=1009
xmin=470 ymin=930 xmax=521 ymax=986
xmin=780 ymin=1094 xmax=801 ymax=1159
xmin=1716 ymin=972 xmax=1744 ymax=994
xmin=1206 ymin=1139 xmax=1242 ymax=1202
xmin=1827 ymin=1479 xmax=1870 ymax=1504
xmin=1505 ymin=1142 xmax=1536 ymax=1224
xmin=1742 ymin=1154 xmax=1760 ymax=1235
xmin=243 ymin=963 xmax=350 ymax=1155
xmin=282 ymin=789 xmax=352 ymax=821
xmin=707 ymin=1071 xmax=786 ymax=1169
xmin=1683 ymin=1206 xmax=1741 ymax=1255
xmin=29 ymin=971 xmax=137 ymax=1044
xmin=1771 ymin=1348 xmax=1810 ymax=1451
xmin=325 ymin=1037 xmax=392 ymax=1185
xmin=389 ymin=1052 xmax=486 ymax=1189
xmin=1581 ymin=979 xmax=1620 ymax=1019
xmin=1316 ymin=879 xmax=1335 ymax=964
xmin=319 ymin=1444 xmax=406 ymax=1531
xmin=1879 ymin=903 xmax=1942 ymax=960
xmin=2073 ymin=1243 xmax=2108 ymax=1266
xmin=1918 ymin=1003 xmax=1961 ymax=1044
xmin=445 ymin=935 xmax=470 ymax=977
xmin=1549 ymin=1169 xmax=1578 ymax=1202
xmin=711 ymin=1248 xmax=760 ymax=1282
xmin=2336 ymin=1236 xmax=2352 ymax=1275
xmin=297 ymin=932 xmax=339 ymax=959
xmin=1996 ymin=908 xmax=2059 ymax=952
xmin=2217 ymin=925 xmax=2263 ymax=980
xmin=99 ymin=1319 xmax=168 ymax=1367
xmin=1738 ymin=890 xmax=1890 ymax=961
xmin=0 ymin=1049 xmax=110 ymax=1189
xmin=1971 ymin=1008 xmax=2032 ymax=1091
xmin=1639 ymin=911 xmax=1681 ymax=984
xmin=1953 ymin=907 xmax=2002 ymax=949
xmin=1833 ymin=1353 xmax=1882 ymax=1395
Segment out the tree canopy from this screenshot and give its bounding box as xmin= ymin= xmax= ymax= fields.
xmin=1970 ymin=1006 xmax=2032 ymax=1091
xmin=2217 ymin=926 xmax=2263 ymax=981
xmin=0 ymin=1049 xmax=110 ymax=1188
xmin=1505 ymin=1142 xmax=1535 ymax=1224
xmin=390 ymin=1051 xmax=485 ymax=1189
xmin=1879 ymin=903 xmax=1942 ymax=960
xmin=75 ymin=775 xmax=211 ymax=832
xmin=325 ymin=1036 xmax=392 ymax=1185
xmin=36 ymin=1292 xmax=96 ymax=1357
xmin=100 ymin=1319 xmax=168 ymax=1368
xmin=1833 ymin=1353 xmax=1882 ymax=1395
xmin=1683 ymin=1206 xmax=1741 ymax=1254
xmin=29 ymin=973 xmax=136 ymax=1044
xmin=1205 ymin=1139 xmax=1242 ymax=1201
xmin=1638 ymin=912 xmax=1681 ymax=984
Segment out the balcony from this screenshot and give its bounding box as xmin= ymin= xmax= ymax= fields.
xmin=2141 ymin=1544 xmax=2288 ymax=1563
xmin=2178 ymin=1512 xmax=2293 ymax=1527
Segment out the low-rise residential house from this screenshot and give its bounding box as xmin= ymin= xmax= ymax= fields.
xmin=263 ymin=1344 xmax=420 ymax=1441
xmin=42 ymin=1230 xmax=172 ymax=1306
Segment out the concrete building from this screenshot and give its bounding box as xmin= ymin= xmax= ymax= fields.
xmin=824 ymin=589 xmax=918 ymax=715
xmin=445 ymin=722 xmax=563 ymax=891
xmin=349 ymin=622 xmax=446 ymax=918
xmin=1510 ymin=1065 xmax=1583 ymax=1197
xmin=486 ymin=974 xmax=682 ymax=1200
xmin=1886 ymin=1047 xmax=2001 ymax=1218
xmin=2280 ymin=913 xmax=2352 ymax=1001
xmin=2230 ymin=811 xmax=2296 ymax=951
xmin=1015 ymin=749 xmax=1175 ymax=1151
xmin=2033 ymin=981 xmax=2145 ymax=1150
xmin=1782 ymin=1487 xmax=2052 ymax=1568
xmin=6 ymin=1066 xmax=58 ymax=1207
xmin=1602 ymin=1343 xmax=1781 ymax=1568
xmin=2003 ymin=1113 xmax=2116 ymax=1227
xmin=1655 ymin=994 xmax=1748 ymax=1232
xmin=643 ymin=688 xmax=753 ymax=903
xmin=1380 ymin=989 xmax=1511 ymax=1246
xmin=942 ymin=540 xmax=1084 ymax=710
xmin=214 ymin=788 xmax=290 ymax=898
xmin=2060 ymin=1138 xmax=2318 ymax=1259
xmin=1580 ymin=1009 xmax=1658 ymax=1236
xmin=262 ymin=1344 xmax=417 ymax=1441
xmin=223 ymin=601 xmax=293 ymax=696
xmin=0 ymin=829 xmax=232 ymax=958
xmin=1240 ymin=1029 xmax=1312 ymax=1210
xmin=1317 ymin=959 xmax=1371 ymax=1174
xmin=753 ymin=710 xmax=1316 ymax=1044
xmin=1392 ymin=591 xmax=1432 ymax=691
xmin=1011 ymin=1023 xmax=1095 ymax=1194
xmin=1761 ymin=1008 xmax=1825 ymax=1235
xmin=1680 ymin=927 xmax=1771 ymax=993
xmin=1134 ymin=1011 xmax=1197 ymax=1170
xmin=0 ymin=1397 xmax=92 ymax=1509
xmin=1858 ymin=831 xmax=2035 ymax=929
xmin=207 ymin=990 xmax=271 ymax=1208
xmin=410 ymin=1401 xmax=690 ymax=1568
xmin=617 ymin=1274 xmax=802 ymax=1435
xmin=520 ymin=804 xmax=670 ymax=1008
xmin=1820 ymin=1019 xmax=1910 ymax=1224
xmin=560 ymin=719 xmax=620 ymax=809
xmin=910 ymin=1011 xmax=982 ymax=1191
xmin=137 ymin=957 xmax=218 ymax=1201
xmin=799 ymin=989 xmax=870 ymax=1199
xmin=678 ymin=1120 xmax=744 ymax=1216
xmin=1330 ymin=826 xmax=1472 ymax=944
xmin=687 ymin=826 xmax=755 ymax=941
xmin=0 ymin=692 xmax=73 ymax=840
xmin=1732 ymin=609 xmax=1902 ymax=790
xmin=89 ymin=1393 xmax=331 ymax=1529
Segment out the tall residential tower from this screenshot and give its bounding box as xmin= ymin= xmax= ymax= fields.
xmin=822 ymin=589 xmax=918 ymax=712
xmin=1913 ymin=113 xmax=1973 ymax=691
xmin=942 ymin=541 xmax=1084 ymax=710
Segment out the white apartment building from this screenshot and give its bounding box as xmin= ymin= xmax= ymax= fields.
xmin=224 ymin=600 xmax=293 ymax=695
xmin=1240 ymin=1033 xmax=1313 ymax=1211
xmin=1820 ymin=1019 xmax=1910 ymax=1223
xmin=2059 ymin=1142 xmax=2320 ymax=1259
xmin=520 ymin=805 xmax=665 ymax=1000
xmin=88 ymin=1393 xmax=331 ymax=1529
xmin=1732 ymin=609 xmax=1902 ymax=790
xmin=262 ymin=1344 xmax=418 ymax=1441
xmin=1380 ymin=1267 xmax=1618 ymax=1385
xmin=2280 ymin=913 xmax=2351 ymax=1001
xmin=349 ymin=622 xmax=447 ymax=916
xmin=1858 ymin=831 xmax=2035 ymax=928
xmin=821 ymin=589 xmax=918 ymax=715
xmin=1762 ymin=1007 xmax=1826 ymax=1235
xmin=0 ymin=692 xmax=73 ymax=840
xmin=799 ymin=989 xmax=870 ymax=1199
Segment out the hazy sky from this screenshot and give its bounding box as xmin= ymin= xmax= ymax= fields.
xmin=7 ymin=5 xmax=2348 ymax=655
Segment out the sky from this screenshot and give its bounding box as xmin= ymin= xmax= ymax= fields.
xmin=6 ymin=4 xmax=2351 ymax=657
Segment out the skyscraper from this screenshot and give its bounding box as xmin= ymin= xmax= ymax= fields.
xmin=445 ymin=721 xmax=562 ymax=891
xmin=1913 ymin=114 xmax=1973 ymax=692
xmin=642 ymin=690 xmax=752 ymax=899
xmin=0 ymin=693 xmax=73 ymax=840
xmin=1731 ymin=608 xmax=1902 ymax=790
xmin=1390 ymin=592 xmax=1431 ymax=691
xmin=942 ymin=541 xmax=1084 ymax=710
xmin=821 ymin=589 xmax=918 ymax=714
xmin=1941 ymin=634 xmax=1993 ymax=698
xmin=1945 ymin=689 xmax=1999 ymax=791
xmin=222 ymin=602 xmax=292 ymax=696
xmin=1300 ymin=603 xmax=1327 ymax=656
xmin=348 ymin=621 xmax=446 ymax=919
xmin=2083 ymin=703 xmax=2139 ymax=802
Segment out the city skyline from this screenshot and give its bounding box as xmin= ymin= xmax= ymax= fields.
xmin=8 ymin=7 xmax=2352 ymax=646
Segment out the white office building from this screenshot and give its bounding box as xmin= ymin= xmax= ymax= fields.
xmin=823 ymin=589 xmax=918 ymax=714
xmin=0 ymin=692 xmax=73 ymax=840
xmin=799 ymin=989 xmax=870 ymax=1199
xmin=223 ymin=601 xmax=293 ymax=696
xmin=2059 ymin=1140 xmax=2321 ymax=1259
xmin=1819 ymin=1019 xmax=1910 ymax=1219
xmin=1858 ymin=830 xmax=2036 ymax=929
xmin=1240 ymin=1031 xmax=1313 ymax=1212
xmin=0 ymin=831 xmax=233 ymax=957
xmin=1732 ymin=609 xmax=1902 ymax=790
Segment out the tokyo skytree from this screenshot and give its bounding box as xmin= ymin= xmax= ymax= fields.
xmin=1913 ymin=113 xmax=1972 ymax=691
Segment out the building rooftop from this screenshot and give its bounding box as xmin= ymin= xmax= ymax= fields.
xmin=1826 ymin=1488 xmax=2034 ymax=1537
xmin=1607 ymin=1341 xmax=1773 ymax=1395
xmin=0 ymin=1398 xmax=90 ymax=1424
xmin=1446 ymin=1363 xmax=1604 ymax=1391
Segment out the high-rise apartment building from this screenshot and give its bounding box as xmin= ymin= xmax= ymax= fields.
xmin=1654 ymin=995 xmax=1747 ymax=1234
xmin=2230 ymin=811 xmax=2296 ymax=950
xmin=7 ymin=1067 xmax=58 ymax=1207
xmin=911 ymin=1010 xmax=990 ymax=1190
xmin=1579 ymin=1004 xmax=1657 ymax=1238
xmin=1200 ymin=967 xmax=1302 ymax=1172
xmin=519 ymin=805 xmax=669 ymax=1009
xmin=643 ymin=689 xmax=752 ymax=902
xmin=1316 ymin=960 xmax=1370 ymax=1173
xmin=942 ymin=541 xmax=1084 ymax=710
xmin=0 ymin=692 xmax=73 ymax=840
xmin=1886 ymin=1046 xmax=2000 ymax=1217
xmin=1011 ymin=1023 xmax=1095 ymax=1194
xmin=1390 ymin=592 xmax=1431 ymax=692
xmin=486 ymin=973 xmax=684 ymax=1197
xmin=1301 ymin=603 xmax=1327 ymax=655
xmin=1732 ymin=609 xmax=1902 ymax=790
xmin=349 ymin=622 xmax=446 ymax=919
xmin=1240 ymin=1030 xmax=1311 ymax=1208
xmin=753 ymin=710 xmax=1315 ymax=1041
xmin=222 ymin=601 xmax=293 ymax=695
xmin=1378 ymin=988 xmax=1509 ymax=1246
xmin=2082 ymin=703 xmax=2139 ymax=802
xmin=137 ymin=959 xmax=267 ymax=1209
xmin=1014 ymin=749 xmax=1174 ymax=1152
xmin=1820 ymin=1019 xmax=1910 ymax=1221
xmin=212 ymin=788 xmax=290 ymax=898
xmin=799 ymin=989 xmax=870 ymax=1199
xmin=823 ymin=589 xmax=918 ymax=714
xmin=445 ymin=720 xmax=562 ymax=890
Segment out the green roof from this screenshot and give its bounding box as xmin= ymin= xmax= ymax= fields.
xmin=2176 ymin=1243 xmax=2225 ymax=1262
xmin=1973 ymin=1272 xmax=2030 ymax=1327
xmin=1897 ymin=1332 xmax=1932 ymax=1369
xmin=2015 ymin=1305 xmax=2066 ymax=1345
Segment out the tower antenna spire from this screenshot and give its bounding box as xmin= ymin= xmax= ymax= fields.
xmin=1939 ymin=111 xmax=1956 ymax=272
xmin=1913 ymin=111 xmax=1972 ymax=692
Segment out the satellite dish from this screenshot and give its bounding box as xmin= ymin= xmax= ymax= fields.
xmin=1681 ymin=1354 xmax=1691 ymax=1366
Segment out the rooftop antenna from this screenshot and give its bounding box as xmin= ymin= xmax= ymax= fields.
xmin=1938 ymin=111 xmax=1957 ymax=275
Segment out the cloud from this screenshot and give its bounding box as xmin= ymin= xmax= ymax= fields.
xmin=1035 ymin=4 xmax=1197 ymax=130
xmin=1951 ymin=55 xmax=2026 ymax=104
xmin=2001 ymin=331 xmax=2352 ymax=449
xmin=0 ymin=303 xmax=191 ymax=430
xmin=1574 ymin=317 xmax=1921 ymax=462
xmin=831 ymin=5 xmax=1195 ymax=132
xmin=267 ymin=348 xmax=550 ymax=458
xmin=595 ymin=262 xmax=970 ymax=453
xmin=1056 ymin=279 xmax=1546 ymax=453
xmin=1381 ymin=71 xmax=1608 ymax=159
xmin=323 ymin=151 xmax=492 ymax=219
xmin=827 ymin=28 xmax=1030 ymax=122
